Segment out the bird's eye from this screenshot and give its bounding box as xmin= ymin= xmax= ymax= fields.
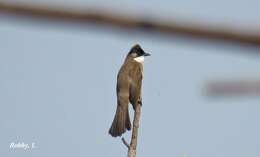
xmin=131 ymin=53 xmax=137 ymax=57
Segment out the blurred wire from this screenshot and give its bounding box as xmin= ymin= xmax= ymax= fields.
xmin=1 ymin=2 xmax=260 ymax=46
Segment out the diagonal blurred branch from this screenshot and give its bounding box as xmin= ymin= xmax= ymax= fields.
xmin=1 ymin=2 xmax=260 ymax=46
xmin=206 ymin=80 xmax=260 ymax=97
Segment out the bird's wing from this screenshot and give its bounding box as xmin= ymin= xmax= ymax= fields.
xmin=116 ymin=68 xmax=130 ymax=107
xmin=129 ymin=64 xmax=143 ymax=108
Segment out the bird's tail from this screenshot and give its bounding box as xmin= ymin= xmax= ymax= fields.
xmin=109 ymin=105 xmax=131 ymax=137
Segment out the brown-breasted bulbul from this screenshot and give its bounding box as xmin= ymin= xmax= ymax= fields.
xmin=109 ymin=44 xmax=150 ymax=137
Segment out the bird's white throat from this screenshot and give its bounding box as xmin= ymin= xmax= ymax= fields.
xmin=134 ymin=56 xmax=144 ymax=63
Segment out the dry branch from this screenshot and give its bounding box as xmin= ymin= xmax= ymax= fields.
xmin=122 ymin=137 xmax=130 ymax=149
xmin=127 ymin=104 xmax=141 ymax=157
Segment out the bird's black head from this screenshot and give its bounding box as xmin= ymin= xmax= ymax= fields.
xmin=128 ymin=44 xmax=151 ymax=57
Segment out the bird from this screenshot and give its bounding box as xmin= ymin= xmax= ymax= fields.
xmin=109 ymin=44 xmax=150 ymax=137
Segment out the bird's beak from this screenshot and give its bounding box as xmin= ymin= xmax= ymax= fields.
xmin=143 ymin=52 xmax=151 ymax=57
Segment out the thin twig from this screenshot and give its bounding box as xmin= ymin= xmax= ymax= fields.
xmin=121 ymin=137 xmax=130 ymax=149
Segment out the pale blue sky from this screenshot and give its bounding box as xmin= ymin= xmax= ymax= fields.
xmin=1 ymin=0 xmax=260 ymax=157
